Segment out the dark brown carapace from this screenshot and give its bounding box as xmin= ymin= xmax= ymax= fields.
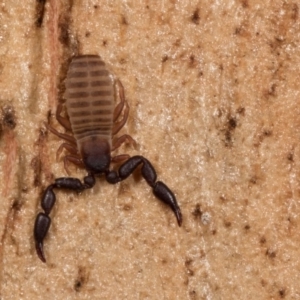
xmin=34 ymin=55 xmax=182 ymax=263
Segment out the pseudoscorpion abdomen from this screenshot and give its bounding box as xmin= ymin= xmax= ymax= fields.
xmin=64 ymin=55 xmax=114 ymax=143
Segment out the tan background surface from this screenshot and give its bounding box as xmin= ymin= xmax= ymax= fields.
xmin=1 ymin=0 xmax=300 ymax=299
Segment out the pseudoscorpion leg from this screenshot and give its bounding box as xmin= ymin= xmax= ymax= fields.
xmin=34 ymin=175 xmax=95 ymax=262
xmin=105 ymin=155 xmax=182 ymax=226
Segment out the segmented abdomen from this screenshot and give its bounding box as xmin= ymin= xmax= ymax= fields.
xmin=64 ymin=55 xmax=114 ymax=144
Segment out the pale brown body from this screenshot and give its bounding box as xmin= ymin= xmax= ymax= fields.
xmin=65 ymin=56 xmax=115 ymax=142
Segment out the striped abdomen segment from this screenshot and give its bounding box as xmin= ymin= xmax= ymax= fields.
xmin=64 ymin=55 xmax=114 ymax=144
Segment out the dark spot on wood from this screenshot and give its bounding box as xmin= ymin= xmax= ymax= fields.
xmin=85 ymin=31 xmax=91 ymax=38
xmin=185 ymin=259 xmax=194 ymax=277
xmin=12 ymin=198 xmax=22 ymax=211
xmin=266 ymin=248 xmax=276 ymax=258
xmin=228 ymin=117 xmax=237 ymax=130
xmin=59 ymin=17 xmax=71 ymax=47
xmin=119 ymin=58 xmax=126 ymax=64
xmin=58 ymin=23 xmax=70 ymax=47
xmin=291 ymin=4 xmax=299 ymax=20
xmin=279 ymin=288 xmax=286 ymax=298
xmin=102 ymin=40 xmax=107 ymax=46
xmin=161 ymin=258 xmax=167 ymax=264
xmin=8 ymin=198 xmax=24 ymax=226
xmin=189 ymin=54 xmax=196 ymax=67
xmin=123 ymin=204 xmax=132 ymax=211
xmin=241 ymin=0 xmax=249 ymax=8
xmin=244 ymin=224 xmax=250 ymax=230
xmin=263 ymin=129 xmax=272 ymax=137
xmin=189 ymin=290 xmax=197 ymax=299
xmin=224 ymin=220 xmax=231 ymax=228
xmin=260 ymin=236 xmax=266 ymax=244
xmin=74 ymin=266 xmax=89 ymax=292
xmin=0 ymin=122 xmax=5 ymax=137
xmin=191 ymin=9 xmax=200 ymax=24
xmin=270 ymin=83 xmax=277 ymax=96
xmin=121 ymin=15 xmax=128 ymax=25
xmin=68 ymin=196 xmax=75 ymax=203
xmin=234 ymin=27 xmax=242 ymax=35
xmin=283 ymin=3 xmax=299 ymax=21
xmin=261 ymin=279 xmax=267 ymax=287
xmin=254 ymin=128 xmax=273 ymax=147
xmin=192 ymin=204 xmax=202 ymax=219
xmin=35 ymin=0 xmax=46 ymax=27
xmin=219 ymin=195 xmax=227 ymax=202
xmin=173 ymin=39 xmax=181 ymax=47
xmin=287 ymin=153 xmax=294 ymax=161
xmin=187 ymin=269 xmax=194 ymax=276
xmin=162 ymin=55 xmax=168 ymax=63
xmin=237 ymin=107 xmax=245 ymax=115
xmin=2 ymin=106 xmax=16 ymax=130
xmin=32 ymin=128 xmax=49 ymax=186
xmin=212 ymin=229 xmax=217 ymax=235
xmin=74 ymin=280 xmax=82 ymax=291
xmin=269 ymin=37 xmax=284 ymax=52
xmin=249 ymin=175 xmax=258 ymax=184
xmin=46 ymin=110 xmax=53 ymax=124
xmin=224 ymin=130 xmax=232 ymax=147
xmin=31 ymin=156 xmax=42 ymax=187
xmin=94 ymin=4 xmax=98 ymax=9
xmin=185 ymin=258 xmax=193 ymax=267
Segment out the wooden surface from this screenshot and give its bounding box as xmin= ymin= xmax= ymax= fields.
xmin=1 ymin=1 xmax=300 ymax=299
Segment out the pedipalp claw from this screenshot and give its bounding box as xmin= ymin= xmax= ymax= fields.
xmin=153 ymin=181 xmax=182 ymax=226
xmin=35 ymin=241 xmax=46 ymax=263
xmin=34 ymin=212 xmax=51 ymax=263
